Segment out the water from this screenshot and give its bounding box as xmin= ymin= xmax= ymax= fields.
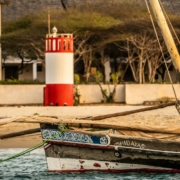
xmin=0 ymin=149 xmax=180 ymax=180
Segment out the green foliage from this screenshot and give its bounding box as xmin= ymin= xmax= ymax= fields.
xmin=94 ymin=71 xmax=103 ymax=83
xmin=2 ymin=2 xmax=180 ymax=52
xmin=2 ymin=1 xmax=180 ymax=84
xmin=2 ymin=8 xmax=120 ymax=38
xmin=111 ymin=72 xmax=121 ymax=84
xmin=53 ymin=10 xmax=120 ymax=32
xmin=74 ymin=85 xmax=81 ymax=106
xmin=1 ymin=1 xmax=154 ymax=55
xmin=3 ymin=15 xmax=32 ymax=34
xmin=1 ymin=8 xmax=121 ymax=60
xmin=0 ymin=79 xmax=44 ymax=84
xmin=74 ymin=74 xmax=81 ymax=106
xmin=33 ymin=113 xmax=39 ymax=115
xmin=74 ymin=74 xmax=80 ymax=84
xmin=94 ymin=71 xmax=118 ymax=103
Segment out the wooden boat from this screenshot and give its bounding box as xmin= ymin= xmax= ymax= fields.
xmin=40 ymin=123 xmax=180 ymax=173
xmin=2 ymin=109 xmax=180 ymax=173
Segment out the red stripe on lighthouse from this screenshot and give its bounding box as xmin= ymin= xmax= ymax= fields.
xmin=44 ymin=84 xmax=73 ymax=106
xmin=46 ymin=38 xmax=74 ymax=53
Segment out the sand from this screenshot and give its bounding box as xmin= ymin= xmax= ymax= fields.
xmin=0 ymin=105 xmax=180 ymax=148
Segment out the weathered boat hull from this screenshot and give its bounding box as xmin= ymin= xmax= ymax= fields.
xmin=40 ymin=124 xmax=180 ymax=173
xmin=46 ymin=157 xmax=177 ymax=173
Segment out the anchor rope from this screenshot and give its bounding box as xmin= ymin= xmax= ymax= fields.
xmin=144 ymin=0 xmax=179 ymax=103
xmin=0 ymin=124 xmax=67 ymax=163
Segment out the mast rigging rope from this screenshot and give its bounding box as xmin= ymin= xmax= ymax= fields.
xmin=145 ymin=0 xmax=180 ymax=114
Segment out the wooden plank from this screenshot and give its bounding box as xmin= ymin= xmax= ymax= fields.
xmin=14 ymin=117 xmax=180 ymax=135
xmin=84 ymin=102 xmax=175 ymax=120
xmin=0 ymin=116 xmax=11 ymax=119
xmin=0 ymin=128 xmax=40 ymax=139
xmin=63 ymin=122 xmax=180 ymax=135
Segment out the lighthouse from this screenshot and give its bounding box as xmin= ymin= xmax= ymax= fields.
xmin=44 ymin=26 xmax=74 ymax=106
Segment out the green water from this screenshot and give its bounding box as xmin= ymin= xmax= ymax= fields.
xmin=0 ymin=149 xmax=180 ymax=180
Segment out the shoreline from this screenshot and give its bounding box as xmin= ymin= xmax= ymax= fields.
xmin=0 ymin=105 xmax=178 ymax=117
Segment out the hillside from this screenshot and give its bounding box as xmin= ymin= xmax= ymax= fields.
xmin=2 ymin=0 xmax=180 ymax=21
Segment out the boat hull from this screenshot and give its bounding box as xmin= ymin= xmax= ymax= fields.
xmin=46 ymin=157 xmax=178 ymax=173
xmin=40 ymin=124 xmax=180 ymax=173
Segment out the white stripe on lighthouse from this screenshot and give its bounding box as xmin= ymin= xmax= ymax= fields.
xmin=46 ymin=53 xmax=74 ymax=84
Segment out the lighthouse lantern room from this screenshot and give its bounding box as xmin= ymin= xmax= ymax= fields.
xmin=44 ymin=26 xmax=74 ymax=106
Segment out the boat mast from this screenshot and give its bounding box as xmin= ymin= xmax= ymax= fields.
xmin=149 ymin=0 xmax=180 ymax=72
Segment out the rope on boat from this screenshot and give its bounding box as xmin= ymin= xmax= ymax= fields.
xmin=0 ymin=124 xmax=67 ymax=163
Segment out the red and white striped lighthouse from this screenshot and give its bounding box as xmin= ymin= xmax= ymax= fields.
xmin=44 ymin=27 xmax=74 ymax=106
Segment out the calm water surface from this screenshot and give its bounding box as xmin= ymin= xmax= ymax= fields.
xmin=0 ymin=149 xmax=180 ymax=180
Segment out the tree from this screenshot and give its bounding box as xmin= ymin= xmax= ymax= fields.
xmin=74 ymin=33 xmax=94 ymax=83
xmin=1 ymin=9 xmax=119 ymax=78
xmin=96 ymin=46 xmax=109 ymax=83
xmin=145 ymin=40 xmax=169 ymax=83
xmin=117 ymin=31 xmax=169 ymax=83
xmin=2 ymin=1 xmax=180 ymax=82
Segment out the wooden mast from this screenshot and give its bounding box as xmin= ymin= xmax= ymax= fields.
xmin=149 ymin=0 xmax=180 ymax=72
xmin=48 ymin=8 xmax=50 ymax=37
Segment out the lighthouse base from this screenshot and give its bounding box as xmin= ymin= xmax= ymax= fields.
xmin=44 ymin=84 xmax=73 ymax=106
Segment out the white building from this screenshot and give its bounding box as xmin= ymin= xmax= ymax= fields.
xmin=3 ymin=56 xmax=45 ymax=81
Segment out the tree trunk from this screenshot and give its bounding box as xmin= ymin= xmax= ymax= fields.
xmin=112 ymin=84 xmax=117 ymax=102
xmin=139 ymin=62 xmax=142 ymax=84
xmin=129 ymin=61 xmax=138 ymax=82
xmin=120 ymin=63 xmax=129 ymax=81
xmin=102 ymin=65 xmax=106 ymax=83
xmin=98 ymin=83 xmax=108 ymax=103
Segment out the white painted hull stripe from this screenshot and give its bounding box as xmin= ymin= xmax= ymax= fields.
xmin=46 ymin=157 xmax=172 ymax=171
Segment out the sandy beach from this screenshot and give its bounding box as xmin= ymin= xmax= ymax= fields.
xmin=0 ymin=105 xmax=180 ymax=148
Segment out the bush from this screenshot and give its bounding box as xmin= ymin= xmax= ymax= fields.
xmin=0 ymin=79 xmax=45 ymax=84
